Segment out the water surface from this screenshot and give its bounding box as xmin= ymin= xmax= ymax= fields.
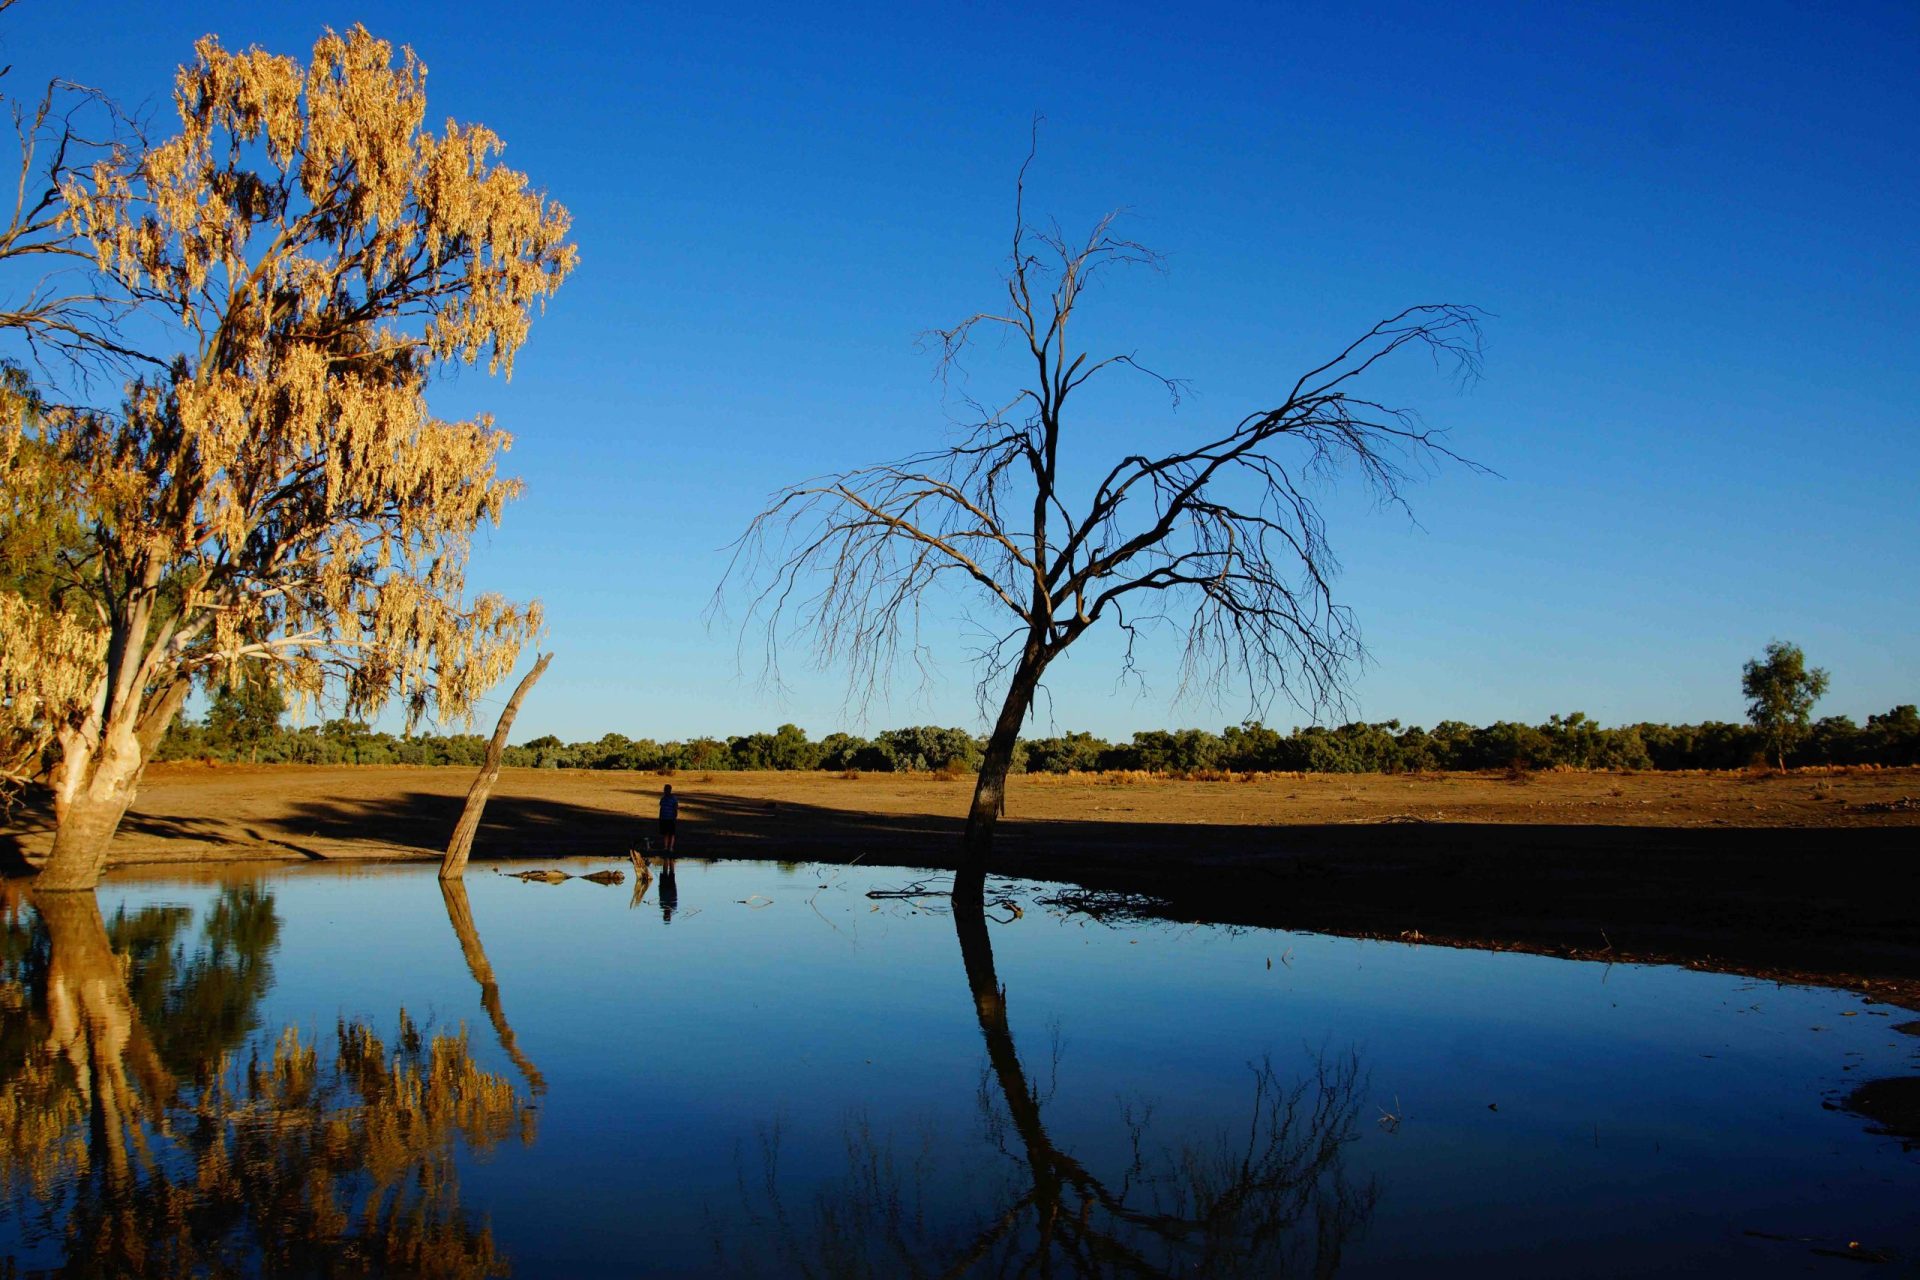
xmin=1 ymin=857 xmax=1914 ymax=1276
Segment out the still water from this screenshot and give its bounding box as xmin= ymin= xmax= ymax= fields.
xmin=1 ymin=857 xmax=1914 ymax=1277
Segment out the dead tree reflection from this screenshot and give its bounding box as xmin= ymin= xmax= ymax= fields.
xmin=728 ymin=874 xmax=1377 ymax=1277
xmin=0 ymin=884 xmax=534 ymax=1277
xmin=440 ymin=878 xmax=547 ymax=1095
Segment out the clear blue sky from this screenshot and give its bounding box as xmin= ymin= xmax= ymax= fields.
xmin=7 ymin=1 xmax=1916 ymax=741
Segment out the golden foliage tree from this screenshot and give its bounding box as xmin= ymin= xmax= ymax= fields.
xmin=0 ymin=25 xmax=575 ymax=888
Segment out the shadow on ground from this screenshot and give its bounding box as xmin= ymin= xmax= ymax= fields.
xmin=9 ymin=781 xmax=1919 ymax=1005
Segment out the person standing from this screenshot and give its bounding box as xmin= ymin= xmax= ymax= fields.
xmin=658 ymin=783 xmax=679 ymax=854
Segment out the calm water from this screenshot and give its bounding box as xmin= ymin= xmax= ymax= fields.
xmin=1 ymin=856 xmax=1914 ymax=1277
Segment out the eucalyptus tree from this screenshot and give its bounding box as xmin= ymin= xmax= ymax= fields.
xmin=1741 ymin=640 xmax=1829 ymax=769
xmin=0 ymin=1 xmax=150 ymax=795
xmin=1 ymin=25 xmax=575 ymax=888
xmin=727 ymin=160 xmax=1482 ymax=874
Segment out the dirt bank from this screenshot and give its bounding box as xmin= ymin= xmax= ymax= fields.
xmin=6 ymin=762 xmax=1918 ymax=1006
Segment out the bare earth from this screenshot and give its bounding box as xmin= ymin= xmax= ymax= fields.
xmin=6 ymin=763 xmax=1919 ymax=1005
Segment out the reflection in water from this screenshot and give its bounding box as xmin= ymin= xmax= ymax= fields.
xmin=0 ymin=883 xmax=533 ymax=1277
xmin=724 ymin=876 xmax=1377 ymax=1277
xmin=441 ymin=879 xmax=547 ymax=1095
xmin=659 ymin=859 xmax=679 ymax=923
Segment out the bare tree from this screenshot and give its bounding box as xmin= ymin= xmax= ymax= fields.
xmin=726 ymin=155 xmax=1483 ymax=868
xmin=0 ymin=3 xmax=152 ymax=377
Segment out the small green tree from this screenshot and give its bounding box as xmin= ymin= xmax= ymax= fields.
xmin=1740 ymin=641 xmax=1829 ymax=769
xmin=204 ymin=677 xmax=287 ymax=761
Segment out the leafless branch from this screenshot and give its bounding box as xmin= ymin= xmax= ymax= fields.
xmin=0 ymin=70 xmax=154 ymax=383
xmin=717 ymin=149 xmax=1484 ymax=855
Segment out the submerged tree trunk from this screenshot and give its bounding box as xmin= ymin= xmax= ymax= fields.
xmin=961 ymin=647 xmax=1047 ymax=869
xmin=441 ymin=653 xmax=551 ymax=879
xmin=36 ymin=681 xmax=190 ymax=892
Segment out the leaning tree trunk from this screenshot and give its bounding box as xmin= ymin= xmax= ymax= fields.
xmin=36 ymin=681 xmax=191 ymax=892
xmin=960 ymin=646 xmax=1048 ymax=870
xmin=441 ymin=653 xmax=551 ymax=879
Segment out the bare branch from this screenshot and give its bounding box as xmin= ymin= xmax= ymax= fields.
xmin=717 ymin=147 xmax=1484 ymax=857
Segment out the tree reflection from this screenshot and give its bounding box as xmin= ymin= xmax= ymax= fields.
xmin=728 ymin=873 xmax=1378 ymax=1277
xmin=0 ymin=882 xmax=533 ymax=1277
xmin=440 ymin=878 xmax=546 ymax=1095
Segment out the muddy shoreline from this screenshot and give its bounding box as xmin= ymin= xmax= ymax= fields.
xmin=6 ymin=763 xmax=1917 ymax=1010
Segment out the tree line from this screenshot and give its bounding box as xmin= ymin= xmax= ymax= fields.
xmin=156 ymin=696 xmax=1920 ymax=774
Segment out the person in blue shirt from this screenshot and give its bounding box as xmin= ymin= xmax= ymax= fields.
xmin=658 ymin=784 xmax=679 ymax=854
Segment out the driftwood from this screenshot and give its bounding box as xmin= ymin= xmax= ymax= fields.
xmin=441 ymin=652 xmax=553 ymax=879
xmin=865 ymin=877 xmax=1026 ymax=921
xmin=503 ymin=867 xmax=625 ymax=887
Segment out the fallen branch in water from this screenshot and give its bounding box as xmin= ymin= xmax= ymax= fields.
xmin=1032 ymin=886 xmax=1170 ymax=924
xmin=865 ymin=877 xmax=1025 ymax=920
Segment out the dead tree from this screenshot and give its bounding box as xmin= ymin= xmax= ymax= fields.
xmin=441 ymin=652 xmax=551 ymax=878
xmin=725 ymin=157 xmax=1484 ymax=869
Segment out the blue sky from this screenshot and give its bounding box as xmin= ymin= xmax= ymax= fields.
xmin=6 ymin=1 xmax=1916 ymax=741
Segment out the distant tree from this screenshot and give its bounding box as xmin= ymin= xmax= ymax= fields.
xmin=582 ymin=732 xmax=639 ymax=769
xmin=1741 ymin=641 xmax=1829 ymax=769
xmin=6 ymin=26 xmax=575 ymax=889
xmin=727 ymin=154 xmax=1481 ymax=879
xmin=1128 ymin=727 xmax=1226 ymax=774
xmin=876 ymin=725 xmax=982 ymax=773
xmin=1804 ymin=715 xmax=1861 ymax=765
xmin=1022 ymin=729 xmax=1111 ymax=774
xmin=729 ymin=723 xmax=820 ymax=771
xmin=682 ymin=737 xmax=731 ymax=771
xmin=203 ymin=676 xmax=286 ymax=761
xmin=514 ymin=734 xmax=572 ymax=770
xmin=1863 ymin=704 xmax=1920 ymax=766
xmin=766 ymin=723 xmax=822 ymax=770
xmin=814 ymin=731 xmax=871 ymax=771
xmin=1220 ymin=721 xmax=1288 ymax=771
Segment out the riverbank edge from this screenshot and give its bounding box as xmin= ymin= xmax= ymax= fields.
xmin=18 ymin=821 xmax=1919 ymax=1015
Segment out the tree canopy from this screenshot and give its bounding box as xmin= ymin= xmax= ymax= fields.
xmin=1741 ymin=640 xmax=1829 ymax=769
xmin=1 ymin=23 xmax=575 ymax=886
